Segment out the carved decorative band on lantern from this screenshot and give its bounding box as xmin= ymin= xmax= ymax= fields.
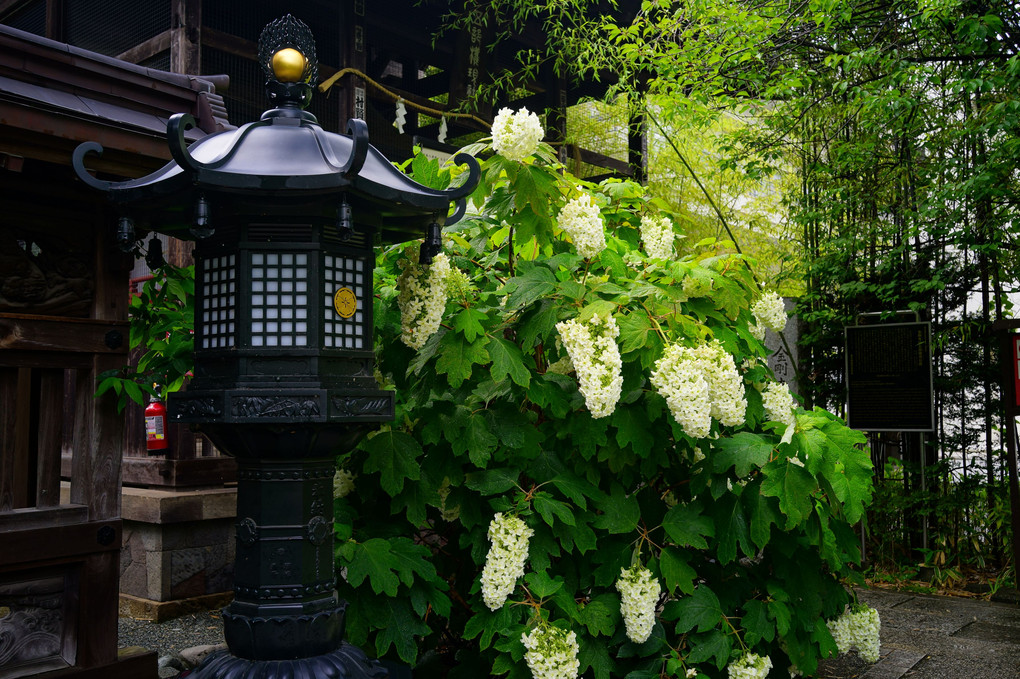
xmin=237 ymin=467 xmax=333 ymax=481
xmin=231 ymin=395 xmax=321 ymax=419
xmin=234 ymin=581 xmax=334 ymax=600
xmin=330 ymin=395 xmax=393 ymax=419
xmin=170 ymin=395 xmax=223 ymax=419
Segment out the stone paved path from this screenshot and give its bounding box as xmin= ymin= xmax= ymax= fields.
xmin=819 ymin=588 xmax=1020 ymax=679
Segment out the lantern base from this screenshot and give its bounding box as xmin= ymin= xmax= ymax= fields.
xmin=181 ymin=642 xmax=391 ymax=679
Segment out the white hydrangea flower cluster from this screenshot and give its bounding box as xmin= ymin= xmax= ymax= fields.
xmin=396 ymin=251 xmax=452 ymax=350
xmin=481 ymin=512 xmax=534 ymax=611
xmin=651 ymin=341 xmax=747 ymax=438
xmin=699 ymin=342 xmax=747 ymax=427
xmin=651 ymin=344 xmax=711 ymax=438
xmin=491 ymin=107 xmax=544 ymax=161
xmin=554 ymin=314 xmax=623 ymax=418
xmin=521 ymin=626 xmax=580 ymax=679
xmin=726 ymin=652 xmax=773 ymax=679
xmin=752 ymin=291 xmax=787 ymax=333
xmin=827 ymin=606 xmax=881 ymax=663
xmin=558 ymin=194 xmax=606 ymax=259
xmin=761 ymin=381 xmax=796 ymax=429
xmin=333 ymin=468 xmax=355 ymax=498
xmin=639 ymin=214 xmax=675 ymax=259
xmin=615 ymin=565 xmax=661 ymax=643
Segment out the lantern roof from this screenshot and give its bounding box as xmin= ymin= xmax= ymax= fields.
xmin=71 ymin=14 xmax=479 ymax=242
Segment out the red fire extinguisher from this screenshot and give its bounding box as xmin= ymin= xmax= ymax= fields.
xmin=145 ymin=397 xmax=169 ymax=454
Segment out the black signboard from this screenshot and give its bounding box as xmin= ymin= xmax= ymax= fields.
xmin=845 ymin=322 xmax=934 ymax=431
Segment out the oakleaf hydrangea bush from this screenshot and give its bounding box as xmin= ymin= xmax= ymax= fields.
xmin=333 ymin=110 xmax=877 ymax=678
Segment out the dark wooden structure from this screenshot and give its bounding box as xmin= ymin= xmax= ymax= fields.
xmin=0 ymin=0 xmax=643 ymax=179
xmin=0 ymin=23 xmax=228 ymax=678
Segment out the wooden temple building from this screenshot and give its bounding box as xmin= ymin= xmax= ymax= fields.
xmin=0 ymin=1 xmax=639 ymax=677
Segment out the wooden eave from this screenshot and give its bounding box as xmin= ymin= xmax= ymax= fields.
xmin=0 ymin=23 xmax=231 ymax=176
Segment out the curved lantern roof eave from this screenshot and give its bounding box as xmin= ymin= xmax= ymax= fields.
xmin=72 ymin=108 xmax=480 ymax=237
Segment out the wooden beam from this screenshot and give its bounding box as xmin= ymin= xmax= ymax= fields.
xmin=0 ymin=518 xmax=121 ymax=565
xmin=202 ymin=26 xmax=256 ymax=62
xmin=0 ymin=503 xmax=88 ymax=531
xmin=0 ymin=314 xmax=129 ymax=355
xmin=116 ymin=30 xmax=171 ymax=65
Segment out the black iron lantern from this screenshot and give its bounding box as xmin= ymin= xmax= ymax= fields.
xmin=74 ymin=14 xmax=478 ymax=679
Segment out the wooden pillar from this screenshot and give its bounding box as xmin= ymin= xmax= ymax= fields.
xmin=171 ymin=0 xmax=201 ymax=75
xmin=338 ymin=0 xmax=367 ymax=127
xmin=44 ymin=0 xmax=63 ymax=41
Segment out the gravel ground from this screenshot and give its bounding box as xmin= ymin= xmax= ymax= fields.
xmin=119 ymin=609 xmax=226 ymax=677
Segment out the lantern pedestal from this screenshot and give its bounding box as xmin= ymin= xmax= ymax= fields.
xmin=184 ymin=643 xmax=386 ymax=679
xmin=179 ymin=426 xmax=387 ymax=679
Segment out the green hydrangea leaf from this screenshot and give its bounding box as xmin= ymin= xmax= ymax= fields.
xmin=659 ymin=546 xmax=697 ymax=595
xmin=579 ymin=593 xmax=620 ymax=636
xmin=685 ymin=628 xmax=731 ymax=670
xmin=613 ymin=405 xmax=655 ymax=457
xmin=674 ymin=585 xmax=723 ymax=634
xmin=578 ymin=635 xmax=616 ymax=679
xmin=711 ymin=432 xmax=774 ymax=477
xmin=525 ymin=570 xmax=564 ymax=598
xmin=593 ymin=484 xmax=640 ymax=533
xmin=489 ymin=336 xmax=532 ymax=387
xmin=741 ymin=599 xmax=775 ymax=646
xmin=436 ymin=331 xmax=490 ymax=388
xmin=452 ymin=306 xmax=489 ymax=342
xmin=761 ymin=460 xmax=817 ymax=528
xmin=361 ymin=430 xmax=422 ymax=496
xmin=451 ymin=413 xmax=498 ymax=467
xmin=662 ymin=502 xmax=715 ymax=549
xmin=345 ymin=538 xmax=401 ymax=596
xmin=713 ymin=493 xmax=753 ymax=565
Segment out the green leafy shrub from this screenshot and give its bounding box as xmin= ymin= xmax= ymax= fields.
xmin=97 ymin=263 xmax=194 ymax=408
xmin=336 ymin=132 xmax=875 ymax=678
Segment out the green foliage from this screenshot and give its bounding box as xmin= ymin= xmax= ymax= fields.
xmin=338 ymin=142 xmax=874 ymax=677
xmin=95 ymin=264 xmax=194 ymax=410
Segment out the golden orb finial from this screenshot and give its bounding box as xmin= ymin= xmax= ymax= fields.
xmin=272 ymin=48 xmax=307 ymax=83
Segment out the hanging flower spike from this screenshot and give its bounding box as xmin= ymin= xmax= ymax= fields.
xmin=692 ymin=341 xmax=747 ymax=428
xmin=396 ymin=249 xmax=453 ymax=350
xmin=555 ymin=314 xmax=623 ymax=418
xmin=827 ymin=605 xmax=881 ymax=663
xmin=521 ymin=626 xmax=580 ymax=679
xmin=480 ymin=512 xmax=534 ymax=610
xmin=394 ymin=98 xmax=407 ymax=134
xmin=762 ymin=381 xmax=796 ymax=429
xmin=639 ymin=214 xmax=675 ymax=259
xmin=558 ymin=193 xmax=606 ymax=259
xmin=491 ymin=107 xmax=544 ymax=161
xmin=726 ymin=652 xmax=773 ymax=679
xmin=751 ymin=291 xmax=787 ymax=333
xmin=438 ymin=115 xmax=448 ymax=144
xmin=650 ymin=344 xmax=712 ymax=439
xmin=615 ymin=565 xmax=661 ymax=643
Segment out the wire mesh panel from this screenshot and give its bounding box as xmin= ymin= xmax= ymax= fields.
xmin=200 ymin=254 xmax=237 ymax=350
xmin=2 ymin=0 xmax=46 ymax=37
xmin=322 ymin=254 xmax=367 ymax=350
xmin=64 ymin=0 xmax=170 ymax=57
xmin=250 ymin=252 xmax=309 ymax=348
